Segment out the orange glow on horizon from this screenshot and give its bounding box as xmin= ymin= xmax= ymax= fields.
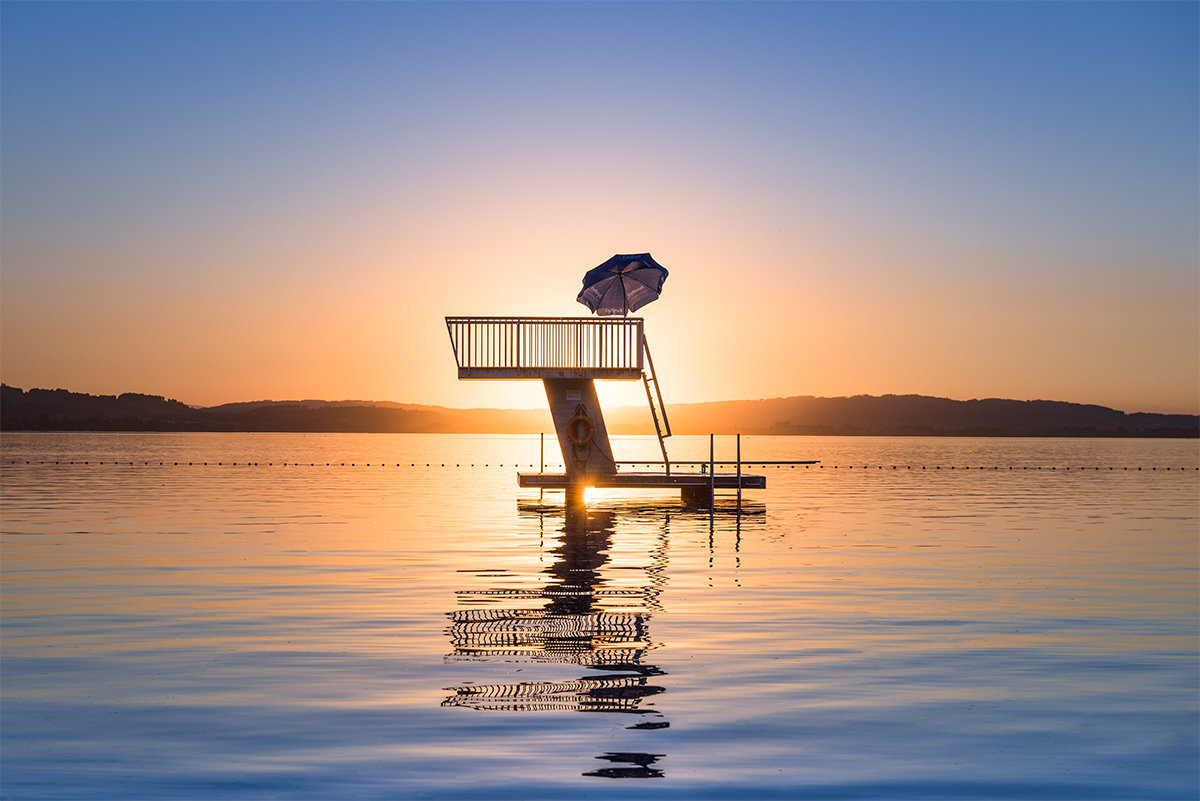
xmin=2 ymin=3 xmax=1196 ymax=416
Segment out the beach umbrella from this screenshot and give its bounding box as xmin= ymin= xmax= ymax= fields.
xmin=576 ymin=253 xmax=669 ymax=317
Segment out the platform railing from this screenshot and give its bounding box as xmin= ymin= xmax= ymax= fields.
xmin=446 ymin=317 xmax=643 ymax=377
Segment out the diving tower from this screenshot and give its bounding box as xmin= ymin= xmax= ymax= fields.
xmin=445 ymin=315 xmax=765 ymax=505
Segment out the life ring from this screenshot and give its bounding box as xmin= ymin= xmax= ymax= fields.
xmin=566 ymin=411 xmax=596 ymax=447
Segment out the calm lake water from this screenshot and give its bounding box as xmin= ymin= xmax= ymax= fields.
xmin=2 ymin=433 xmax=1197 ymax=800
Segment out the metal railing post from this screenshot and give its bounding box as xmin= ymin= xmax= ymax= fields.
xmin=737 ymin=433 xmax=742 ymax=510
xmin=710 ymin=433 xmax=715 ymax=496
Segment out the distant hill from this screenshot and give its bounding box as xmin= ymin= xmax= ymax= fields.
xmin=201 ymin=398 xmax=422 ymax=413
xmin=1 ymin=384 xmax=1195 ymax=437
xmin=0 ymin=385 xmax=552 ymax=434
xmin=604 ymin=394 xmax=1198 ymax=437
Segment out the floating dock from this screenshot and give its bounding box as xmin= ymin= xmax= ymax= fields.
xmin=518 ymin=469 xmax=765 ymax=506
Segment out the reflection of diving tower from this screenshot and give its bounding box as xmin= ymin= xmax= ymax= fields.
xmin=442 ymin=506 xmax=668 ymax=724
xmin=445 ymin=316 xmax=765 ymax=505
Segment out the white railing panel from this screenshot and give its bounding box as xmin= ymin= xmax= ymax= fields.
xmin=446 ymin=317 xmax=644 ymax=372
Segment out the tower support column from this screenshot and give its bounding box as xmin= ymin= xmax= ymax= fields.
xmin=542 ymin=378 xmax=617 ymax=482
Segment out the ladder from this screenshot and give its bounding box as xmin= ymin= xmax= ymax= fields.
xmin=641 ymin=333 xmax=672 ymax=475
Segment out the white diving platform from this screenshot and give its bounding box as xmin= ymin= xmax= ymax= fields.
xmin=446 ymin=315 xmax=771 ymax=505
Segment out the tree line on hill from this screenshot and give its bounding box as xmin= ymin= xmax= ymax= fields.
xmin=602 ymin=395 xmax=1199 ymax=438
xmin=1 ymin=384 xmax=1195 ymax=437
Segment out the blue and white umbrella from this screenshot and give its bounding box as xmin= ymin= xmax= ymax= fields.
xmin=576 ymin=253 xmax=669 ymax=317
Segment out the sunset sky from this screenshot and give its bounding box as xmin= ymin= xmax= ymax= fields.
xmin=2 ymin=2 xmax=1197 ymax=414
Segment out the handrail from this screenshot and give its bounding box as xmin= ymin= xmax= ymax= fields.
xmin=642 ymin=333 xmax=670 ymax=437
xmin=446 ymin=317 xmax=643 ymax=372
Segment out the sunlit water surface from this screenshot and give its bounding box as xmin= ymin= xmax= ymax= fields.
xmin=2 ymin=433 xmax=1197 ymax=799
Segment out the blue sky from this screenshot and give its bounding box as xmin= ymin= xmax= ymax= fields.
xmin=2 ymin=2 xmax=1197 ymax=412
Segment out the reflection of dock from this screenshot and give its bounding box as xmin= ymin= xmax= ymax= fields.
xmin=518 ymin=498 xmax=766 ymax=520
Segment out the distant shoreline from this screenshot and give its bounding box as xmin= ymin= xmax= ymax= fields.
xmin=4 ymin=424 xmax=1195 ymax=438
xmin=2 ymin=384 xmax=1195 ymax=438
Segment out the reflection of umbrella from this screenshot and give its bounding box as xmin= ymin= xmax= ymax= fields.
xmin=577 ymin=254 xmax=668 ymax=317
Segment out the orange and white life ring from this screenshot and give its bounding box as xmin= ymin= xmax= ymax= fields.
xmin=566 ymin=411 xmax=596 ymax=447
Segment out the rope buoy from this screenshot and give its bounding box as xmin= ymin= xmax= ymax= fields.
xmin=566 ymin=409 xmax=596 ymax=447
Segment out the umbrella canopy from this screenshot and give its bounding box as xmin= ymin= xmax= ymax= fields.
xmin=576 ymin=253 xmax=669 ymax=317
